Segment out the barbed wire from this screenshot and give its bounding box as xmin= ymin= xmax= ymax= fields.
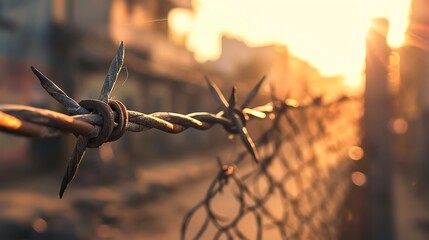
xmin=181 ymin=94 xmax=361 ymax=240
xmin=0 ymin=41 xmax=362 ymax=239
xmin=0 ymin=41 xmax=359 ymax=199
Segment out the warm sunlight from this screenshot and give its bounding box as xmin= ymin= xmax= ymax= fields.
xmin=169 ymin=0 xmax=411 ymax=87
xmin=168 ymin=8 xmax=193 ymax=37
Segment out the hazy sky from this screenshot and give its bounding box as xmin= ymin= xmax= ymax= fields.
xmin=169 ymin=0 xmax=410 ymax=86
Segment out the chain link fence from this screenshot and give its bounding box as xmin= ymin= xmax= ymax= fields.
xmin=182 ymin=96 xmax=361 ymax=240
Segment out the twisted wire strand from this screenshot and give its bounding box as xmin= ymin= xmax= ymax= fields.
xmin=0 ymin=97 xmax=356 ymax=138
xmin=0 ymin=42 xmax=361 ymax=232
xmin=181 ymin=97 xmax=361 ymax=240
xmin=0 ymin=94 xmax=360 ymax=200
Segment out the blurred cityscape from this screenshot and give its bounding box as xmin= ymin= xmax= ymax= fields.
xmin=0 ymin=0 xmax=344 ymax=171
xmin=0 ymin=0 xmax=428 ymax=239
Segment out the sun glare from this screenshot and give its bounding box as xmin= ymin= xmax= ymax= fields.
xmin=169 ymin=0 xmax=411 ymax=88
xmin=168 ymin=8 xmax=193 ymax=36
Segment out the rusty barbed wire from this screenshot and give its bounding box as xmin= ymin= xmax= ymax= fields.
xmin=0 ymin=41 xmax=360 ymax=199
xmin=0 ymin=41 xmax=362 ymax=239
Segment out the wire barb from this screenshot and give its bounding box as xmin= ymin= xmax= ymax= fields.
xmin=0 ymin=41 xmax=362 ymax=200
xmin=99 ymin=41 xmax=125 ymax=102
xmin=204 ymin=77 xmax=264 ymax=162
xmin=59 ymin=135 xmax=89 ymax=198
xmin=31 ymin=66 xmax=88 ymax=115
xmin=241 ymin=75 xmax=266 ymax=109
xmin=181 ymin=95 xmax=361 ymax=240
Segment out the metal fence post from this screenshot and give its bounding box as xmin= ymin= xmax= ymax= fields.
xmin=364 ymin=18 xmax=393 ymax=240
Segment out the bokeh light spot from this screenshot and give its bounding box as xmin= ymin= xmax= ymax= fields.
xmin=99 ymin=143 xmax=115 ymax=162
xmin=348 ymin=146 xmax=364 ymax=160
xmin=391 ymin=118 xmax=408 ymax=134
xmin=351 ymin=171 xmax=367 ymax=186
xmin=32 ymin=218 xmax=47 ymax=233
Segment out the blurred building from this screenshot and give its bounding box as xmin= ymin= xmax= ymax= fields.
xmin=53 ymin=0 xmax=221 ymax=163
xmin=0 ymin=0 xmax=345 ymax=181
xmin=0 ymin=0 xmax=221 ymax=177
xmin=0 ymin=0 xmax=58 ymax=173
xmin=204 ymin=37 xmax=345 ymax=100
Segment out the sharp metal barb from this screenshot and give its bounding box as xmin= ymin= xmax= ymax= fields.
xmin=31 ymin=66 xmax=88 ymax=115
xmin=228 ymin=87 xmax=237 ymax=111
xmin=59 ymin=135 xmax=88 ymax=198
xmin=205 ymin=76 xmax=229 ymax=112
xmin=99 ymin=41 xmax=125 ymax=102
xmin=232 ymin=114 xmax=259 ymax=162
xmin=0 ymin=40 xmax=364 ymax=240
xmin=216 ymin=157 xmax=223 ymax=170
xmin=241 ymin=75 xmax=266 ymax=109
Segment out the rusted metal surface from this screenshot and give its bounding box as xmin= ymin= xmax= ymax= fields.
xmin=181 ymin=96 xmax=361 ymax=240
xmin=0 ymin=105 xmax=94 ymax=136
xmin=0 ymin=42 xmax=362 ymax=239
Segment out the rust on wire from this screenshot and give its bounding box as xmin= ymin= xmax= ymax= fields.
xmin=0 ymin=41 xmax=362 ymax=239
xmin=0 ymin=111 xmax=53 ymax=137
xmin=0 ymin=105 xmax=94 ymax=136
xmin=181 ymin=96 xmax=361 ymax=239
xmin=0 ymin=41 xmax=361 ymax=202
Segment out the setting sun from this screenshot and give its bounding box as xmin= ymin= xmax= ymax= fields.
xmin=169 ymin=0 xmax=411 ymax=87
